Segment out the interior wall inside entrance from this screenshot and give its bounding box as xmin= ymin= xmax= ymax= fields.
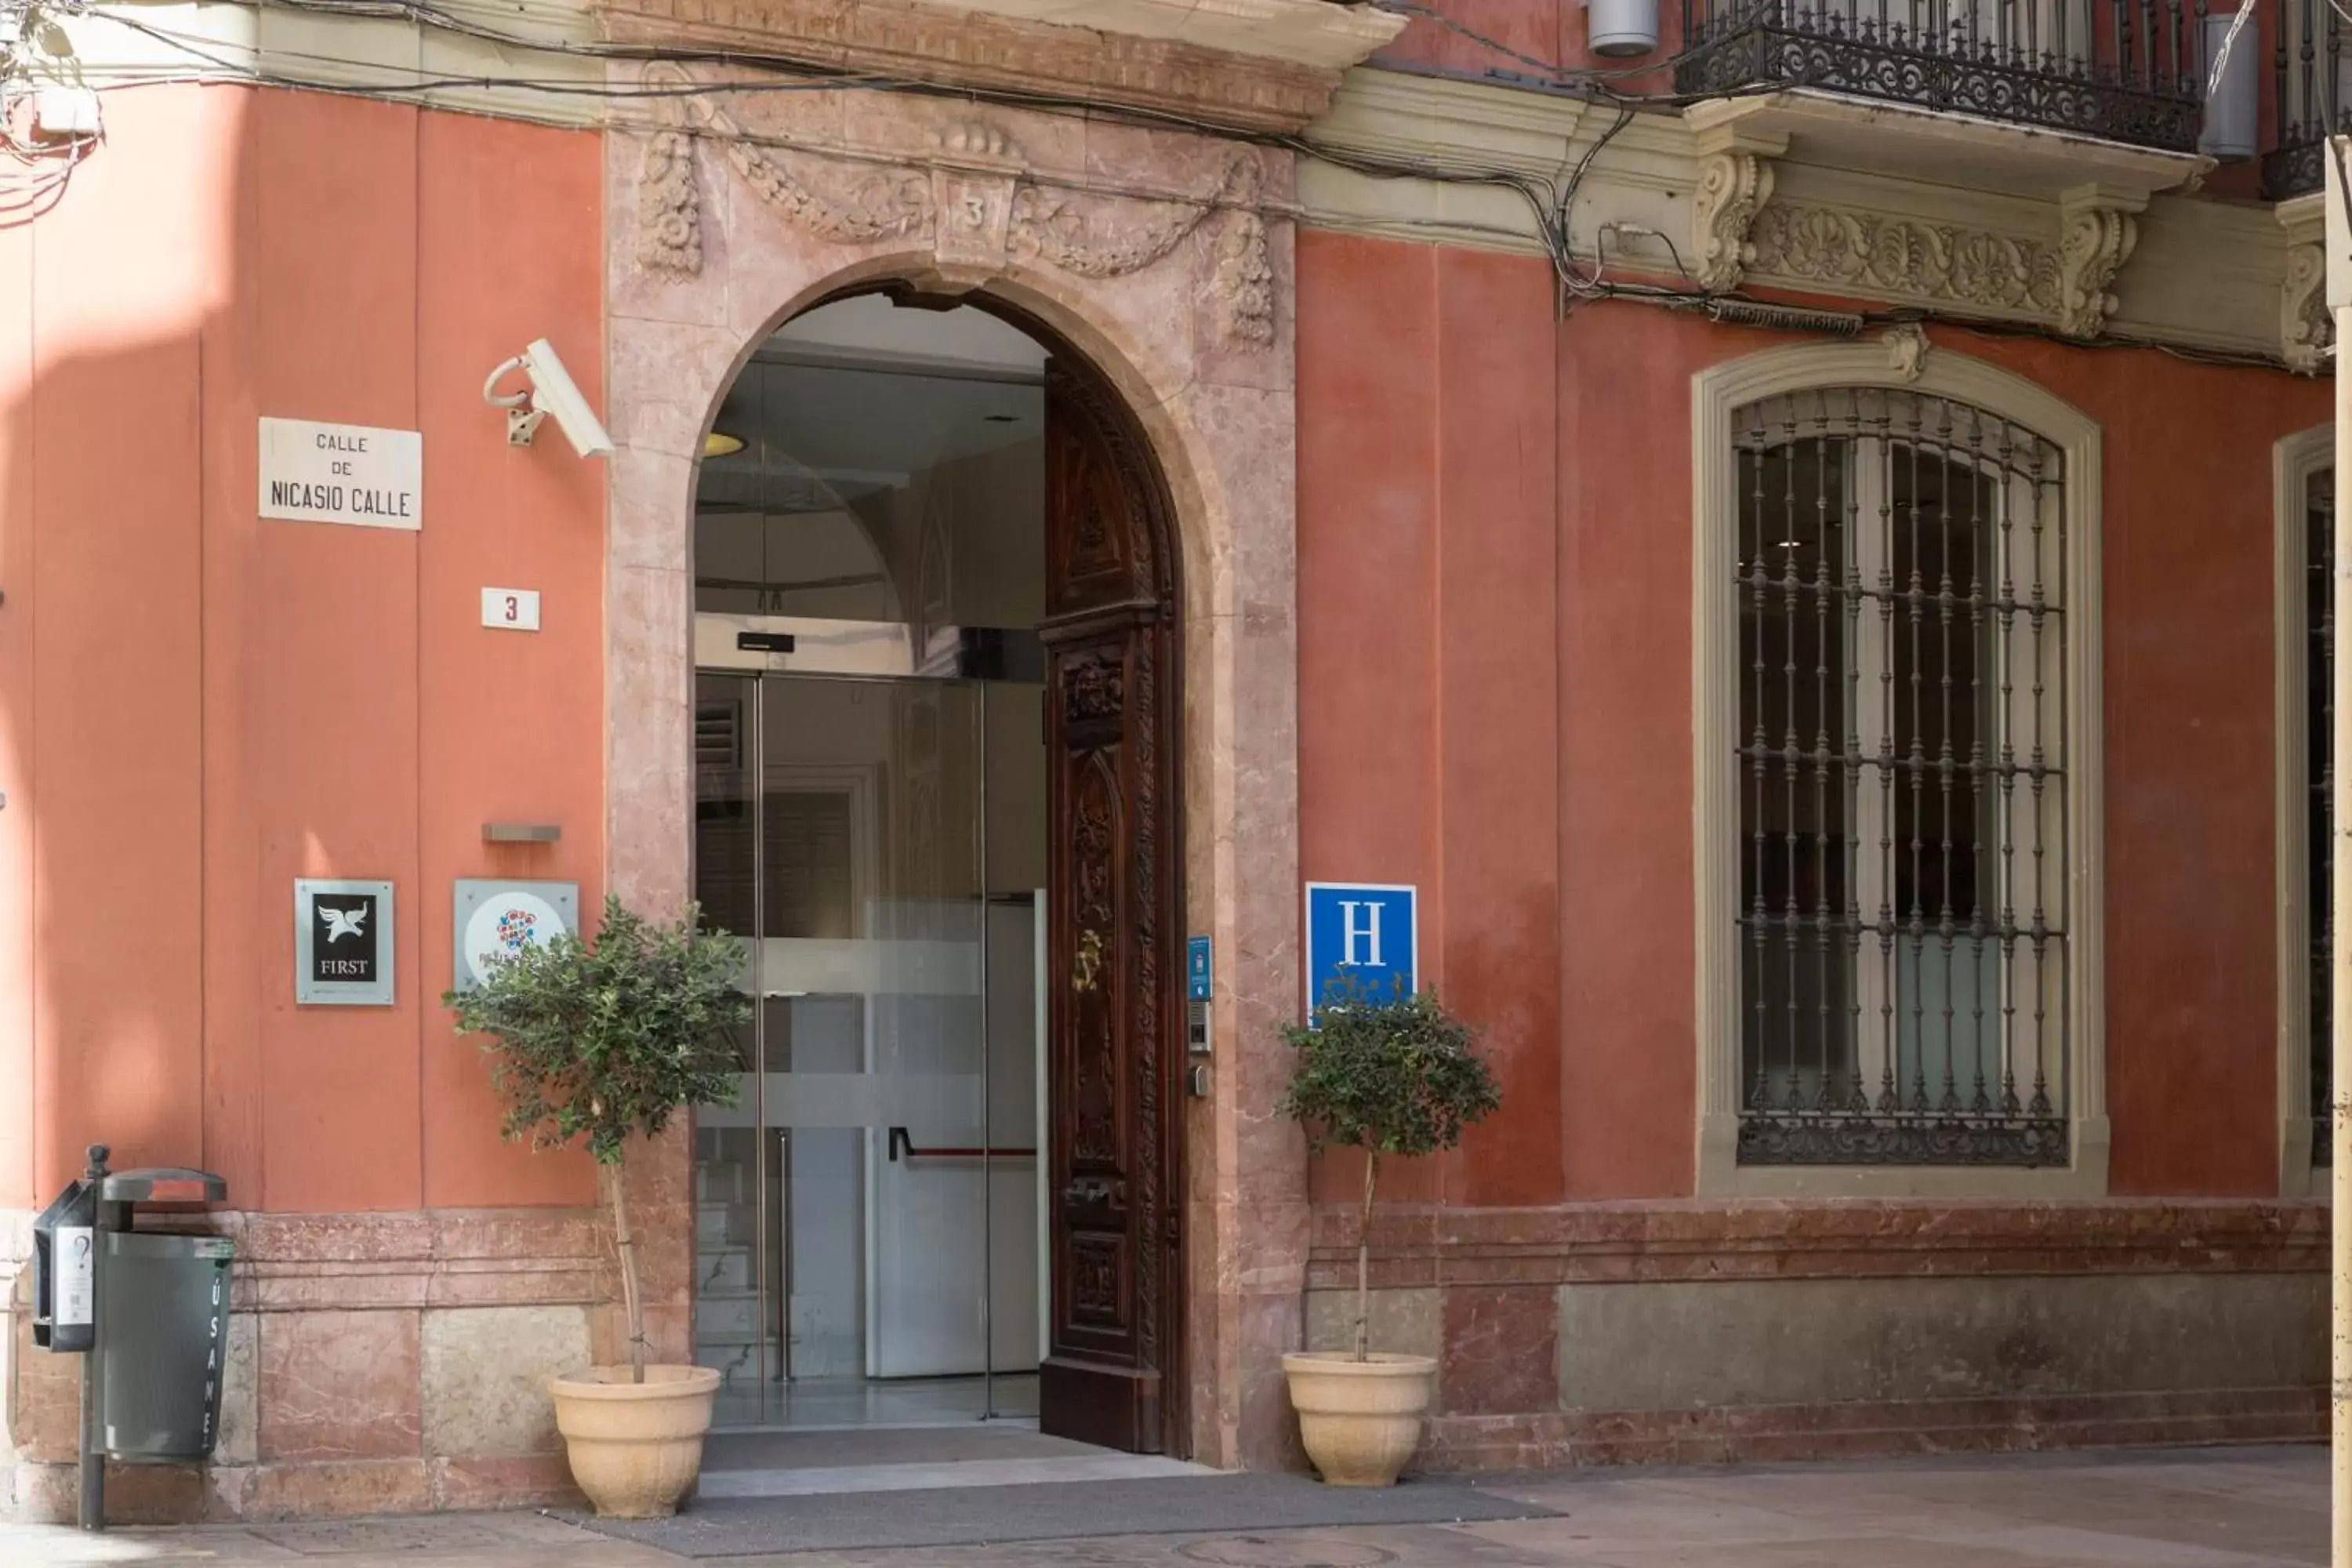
xmin=689 ymin=295 xmax=1054 ymax=1431
xmin=695 ymin=294 xmax=1047 ymax=635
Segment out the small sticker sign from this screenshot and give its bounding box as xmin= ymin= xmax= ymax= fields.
xmin=452 ymin=880 xmax=579 ymax=992
xmin=260 ymin=418 xmax=422 ymax=531
xmin=54 ymin=1226 xmax=93 ymax=1327
xmin=295 ymin=880 xmax=396 ymax=1005
xmin=1186 ymin=935 xmax=1213 ymax=1056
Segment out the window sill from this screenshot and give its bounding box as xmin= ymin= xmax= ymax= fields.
xmin=1696 ymin=1113 xmax=2111 ymax=1199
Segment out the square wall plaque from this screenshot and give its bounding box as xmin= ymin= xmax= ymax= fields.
xmin=295 ymin=880 xmax=396 ymax=1006
xmin=451 ymin=880 xmax=580 ymax=993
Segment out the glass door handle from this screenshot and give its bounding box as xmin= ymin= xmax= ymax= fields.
xmin=887 ymin=1127 xmax=1036 ymax=1162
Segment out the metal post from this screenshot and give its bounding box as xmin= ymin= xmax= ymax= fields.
xmin=978 ymin=682 xmax=994 ymax=1421
xmin=2328 ymin=134 xmax=2352 ymax=1568
xmin=751 ymin=674 xmax=772 ymax=1412
xmin=77 ymin=1142 xmax=109 ymax=1533
xmin=2335 ymin=300 xmax=2352 ymax=1568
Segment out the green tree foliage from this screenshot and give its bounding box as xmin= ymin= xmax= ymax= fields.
xmin=1279 ymin=980 xmax=1499 ymax=1360
xmin=445 ymin=896 xmax=749 ymax=1379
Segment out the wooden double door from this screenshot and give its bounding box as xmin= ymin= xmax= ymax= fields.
xmin=1036 ymin=355 xmax=1187 ymax=1457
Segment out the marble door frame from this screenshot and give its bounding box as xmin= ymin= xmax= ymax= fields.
xmin=601 ymin=74 xmax=1309 ymax=1467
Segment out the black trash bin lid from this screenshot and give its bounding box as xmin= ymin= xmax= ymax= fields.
xmin=100 ymin=1168 xmax=227 ymax=1203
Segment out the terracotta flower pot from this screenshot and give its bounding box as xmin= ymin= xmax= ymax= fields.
xmin=1281 ymin=1351 xmax=1437 ymax=1487
xmin=550 ymin=1364 xmax=721 ymax=1518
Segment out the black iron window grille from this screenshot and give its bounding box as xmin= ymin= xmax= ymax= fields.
xmin=2265 ymin=0 xmax=2352 ymax=198
xmin=1676 ymin=0 xmax=2205 ymax=154
xmin=2308 ymin=468 xmax=2334 ymax=1163
xmin=1733 ymin=389 xmax=2071 ymax=1167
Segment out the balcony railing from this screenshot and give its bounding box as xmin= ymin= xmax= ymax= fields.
xmin=1676 ymin=0 xmax=2205 ymax=154
xmin=2269 ymin=0 xmax=2350 ymax=196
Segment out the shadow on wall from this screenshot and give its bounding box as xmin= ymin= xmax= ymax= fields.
xmin=0 ymin=76 xmax=613 ymax=1503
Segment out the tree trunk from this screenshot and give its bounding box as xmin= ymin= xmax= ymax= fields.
xmin=604 ymin=1158 xmax=647 ymax=1385
xmin=1353 ymin=1150 xmax=1379 ymax=1363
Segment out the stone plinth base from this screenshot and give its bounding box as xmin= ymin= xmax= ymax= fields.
xmin=2 ymin=1207 xmax=616 ymax=1525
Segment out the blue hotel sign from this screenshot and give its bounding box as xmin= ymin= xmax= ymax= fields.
xmin=1303 ymin=882 xmax=1418 ymax=1016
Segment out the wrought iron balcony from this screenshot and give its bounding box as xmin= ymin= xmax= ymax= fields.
xmin=2267 ymin=0 xmax=2350 ymax=196
xmin=1676 ymin=0 xmax=2205 ymax=154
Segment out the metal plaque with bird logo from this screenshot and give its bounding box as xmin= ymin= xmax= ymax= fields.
xmin=295 ymin=879 xmax=396 ymax=1005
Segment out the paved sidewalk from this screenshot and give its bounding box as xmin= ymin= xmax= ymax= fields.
xmin=1 ymin=1444 xmax=2326 ymax=1567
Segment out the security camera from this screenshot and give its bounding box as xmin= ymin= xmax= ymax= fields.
xmin=482 ymin=339 xmax=615 ymax=459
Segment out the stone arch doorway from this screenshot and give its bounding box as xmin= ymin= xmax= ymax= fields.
xmin=606 ymin=83 xmax=1310 ymax=1468
xmin=683 ymin=284 xmax=1188 ymax=1455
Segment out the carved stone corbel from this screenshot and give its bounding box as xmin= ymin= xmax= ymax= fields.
xmin=2056 ymin=185 xmax=2143 ymax=339
xmin=2283 ymin=242 xmax=2332 ymax=373
xmin=2280 ymin=195 xmax=2332 ymax=373
xmin=1693 ymin=145 xmax=1777 ymax=293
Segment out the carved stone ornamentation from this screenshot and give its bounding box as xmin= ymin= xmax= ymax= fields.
xmin=716 ymin=136 xmax=932 ymax=245
xmin=1746 ymin=204 xmax=2060 ymax=317
xmin=636 ymin=129 xmax=702 ymax=275
xmin=1210 ymin=158 xmax=1275 ymax=350
xmin=1693 ymin=150 xmax=1774 ymax=292
xmin=2056 ymin=194 xmax=2139 ymax=339
xmin=644 ymin=64 xmax=931 ymax=245
xmin=630 ymin=67 xmax=1276 ymax=352
xmin=935 ymin=118 xmax=1019 ymax=162
xmin=1883 ymin=324 xmax=1929 ymax=383
xmin=2284 ymin=241 xmax=2333 ymax=374
xmin=1214 ymin=214 xmax=1276 ymax=349
xmin=1009 ymin=156 xmax=1257 ymax=276
xmin=1011 ymin=187 xmax=1205 ymax=278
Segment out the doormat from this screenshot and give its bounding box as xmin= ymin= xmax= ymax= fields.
xmin=561 ymin=1473 xmax=1556 ymax=1558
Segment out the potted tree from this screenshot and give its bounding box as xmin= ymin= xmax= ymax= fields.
xmin=1278 ymin=982 xmax=1499 ymax=1487
xmin=445 ymin=895 xmax=749 ymax=1519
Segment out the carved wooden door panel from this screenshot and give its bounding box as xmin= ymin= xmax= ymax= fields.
xmin=1037 ymin=358 xmax=1184 ymax=1455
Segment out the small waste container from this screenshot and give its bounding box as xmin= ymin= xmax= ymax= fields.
xmin=99 ymin=1211 xmax=233 ymax=1461
xmin=29 ymin=1146 xmax=231 ymax=1529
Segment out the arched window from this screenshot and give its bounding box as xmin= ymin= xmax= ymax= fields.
xmin=1694 ymin=346 xmax=2106 ymax=1196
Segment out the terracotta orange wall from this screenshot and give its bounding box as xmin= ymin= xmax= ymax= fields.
xmin=0 ymin=85 xmax=604 ymax=1212
xmin=1298 ymin=228 xmax=2330 ymax=1203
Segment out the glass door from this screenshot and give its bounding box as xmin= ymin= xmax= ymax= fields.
xmin=691 ymin=668 xmax=1045 ymax=1428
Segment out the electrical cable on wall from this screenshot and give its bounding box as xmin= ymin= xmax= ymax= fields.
xmin=0 ymin=0 xmax=2312 ymax=370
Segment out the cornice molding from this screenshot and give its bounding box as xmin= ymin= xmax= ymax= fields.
xmin=57 ymin=0 xmax=1391 ymax=135
xmin=1298 ymin=67 xmax=2310 ymax=366
xmin=50 ymin=0 xmax=606 ymax=129
xmin=1684 ymin=90 xmax=2209 ymax=204
xmin=915 ymin=0 xmax=1403 ymax=70
xmin=595 ymin=0 xmax=1363 ymax=134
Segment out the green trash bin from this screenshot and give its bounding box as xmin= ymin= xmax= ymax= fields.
xmin=96 ymin=1225 xmax=233 ymax=1461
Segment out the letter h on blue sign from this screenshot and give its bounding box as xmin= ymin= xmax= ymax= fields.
xmin=1303 ymin=882 xmax=1417 ymax=1018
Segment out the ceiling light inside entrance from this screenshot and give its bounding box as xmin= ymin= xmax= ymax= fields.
xmin=704 ymin=431 xmax=746 ymax=459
